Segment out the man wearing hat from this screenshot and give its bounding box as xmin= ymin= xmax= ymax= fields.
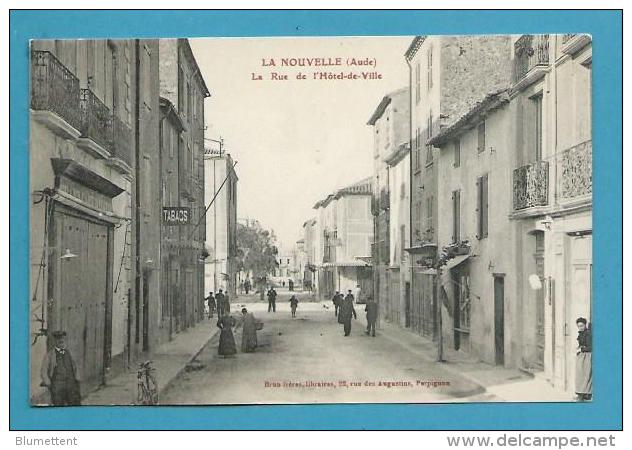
xmin=40 ymin=331 xmax=81 ymax=406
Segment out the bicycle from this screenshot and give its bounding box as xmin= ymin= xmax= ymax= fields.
xmin=136 ymin=360 xmax=159 ymax=405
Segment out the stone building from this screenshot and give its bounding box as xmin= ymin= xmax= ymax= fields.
xmin=29 ymin=39 xmax=159 ymax=402
xmin=430 ymin=90 xmax=515 ymax=365
xmin=367 ymin=88 xmax=409 ymax=326
xmin=204 ymin=150 xmax=238 ymax=299
xmin=509 ymin=34 xmax=592 ymax=394
xmin=159 ymin=39 xmax=210 ymax=330
xmin=385 ymin=142 xmax=411 ymax=328
xmin=158 ymin=96 xmax=185 ymax=341
xmin=428 ymin=34 xmax=592 ymax=397
xmin=314 ymin=178 xmax=373 ymax=300
xmin=302 ymin=218 xmax=320 ymax=293
xmin=404 ymin=35 xmax=513 ymax=341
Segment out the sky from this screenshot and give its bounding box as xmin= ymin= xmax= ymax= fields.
xmin=190 ymin=37 xmax=412 ymax=251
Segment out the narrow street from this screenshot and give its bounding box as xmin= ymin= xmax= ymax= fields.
xmin=161 ymin=290 xmax=487 ymax=404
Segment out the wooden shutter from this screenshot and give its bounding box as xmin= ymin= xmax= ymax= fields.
xmin=482 ymin=174 xmax=489 ymax=238
xmin=476 ymin=177 xmax=482 ymax=239
xmin=452 ymin=190 xmax=460 ymax=243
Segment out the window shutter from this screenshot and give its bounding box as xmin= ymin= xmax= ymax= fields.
xmin=451 ymin=191 xmax=455 ymax=243
xmin=483 ymin=174 xmax=489 ymax=238
xmin=476 ymin=178 xmax=482 ymax=239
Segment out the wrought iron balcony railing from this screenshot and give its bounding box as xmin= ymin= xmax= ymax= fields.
xmin=111 ymin=115 xmax=133 ymax=167
xmin=513 ymin=160 xmax=549 ymax=210
xmin=80 ymin=88 xmax=113 ymax=152
xmin=559 ymin=140 xmax=592 ymax=200
xmin=30 ymin=50 xmax=82 ymax=131
xmin=514 ymin=34 xmax=550 ymax=82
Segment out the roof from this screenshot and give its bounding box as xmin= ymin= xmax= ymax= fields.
xmin=405 ymin=36 xmax=427 ymax=61
xmin=428 ymin=89 xmax=510 ymax=147
xmin=384 ymin=142 xmax=410 ymax=167
xmin=367 ymin=87 xmax=408 ymax=125
xmin=313 ymin=177 xmax=372 ymax=210
xmin=180 ymin=38 xmax=211 ymax=98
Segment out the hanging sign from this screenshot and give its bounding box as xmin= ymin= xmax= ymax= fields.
xmin=162 ymin=207 xmax=191 ymax=225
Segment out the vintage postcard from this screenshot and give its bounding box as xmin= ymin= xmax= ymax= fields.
xmin=28 ymin=34 xmax=593 ymax=406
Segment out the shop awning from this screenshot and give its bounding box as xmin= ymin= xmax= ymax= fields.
xmin=443 ymin=254 xmax=470 ymax=271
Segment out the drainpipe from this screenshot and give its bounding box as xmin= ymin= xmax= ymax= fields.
xmin=405 ymin=55 xmax=414 ymax=331
xmin=133 ymin=39 xmax=142 ymax=361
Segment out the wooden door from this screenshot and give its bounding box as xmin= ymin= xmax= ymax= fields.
xmin=54 ymin=210 xmax=109 ymax=393
xmin=565 ymin=234 xmax=592 ymax=392
xmin=494 ymin=275 xmax=505 ymax=366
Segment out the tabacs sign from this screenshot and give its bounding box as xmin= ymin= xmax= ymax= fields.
xmin=162 ymin=207 xmax=191 ymax=225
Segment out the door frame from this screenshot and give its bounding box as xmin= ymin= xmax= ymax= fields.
xmin=48 ymin=202 xmax=114 ymax=389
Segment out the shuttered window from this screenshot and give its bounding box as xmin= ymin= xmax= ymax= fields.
xmin=452 ymin=190 xmax=460 ymax=243
xmin=477 ymin=174 xmax=489 ymax=239
xmin=477 ymin=121 xmax=486 ymax=153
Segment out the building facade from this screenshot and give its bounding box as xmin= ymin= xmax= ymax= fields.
xmin=385 ymin=142 xmax=411 ymax=329
xmin=367 ymin=88 xmax=410 ymax=326
xmin=159 ymin=38 xmax=210 ymax=330
xmin=428 ymin=34 xmax=592 ymax=396
xmin=405 ymin=35 xmax=514 ymax=340
xmin=431 ymin=90 xmax=515 ymax=366
xmin=29 ymin=39 xmax=159 ymax=402
xmin=302 ymin=218 xmax=320 ymax=293
xmin=509 ymin=34 xmax=592 ymax=393
xmin=314 ymin=178 xmax=374 ymax=301
xmin=204 ymin=150 xmax=238 ymax=299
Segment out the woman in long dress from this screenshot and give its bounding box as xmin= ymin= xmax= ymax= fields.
xmin=217 ymin=314 xmax=237 ymax=357
xmin=575 ymin=317 xmax=592 ymax=401
xmin=240 ymin=308 xmax=258 ymax=353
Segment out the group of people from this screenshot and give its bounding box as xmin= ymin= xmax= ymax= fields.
xmin=217 ymin=307 xmax=262 ymax=357
xmin=331 ymin=289 xmax=377 ymax=337
xmin=204 ymin=289 xmax=230 ymax=320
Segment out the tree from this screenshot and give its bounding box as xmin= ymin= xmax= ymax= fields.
xmin=236 ymin=221 xmax=279 ymax=284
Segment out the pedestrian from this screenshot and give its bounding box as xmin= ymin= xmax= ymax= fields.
xmin=224 ymin=292 xmax=231 ymax=315
xmin=289 ymin=295 xmax=299 ymax=318
xmin=365 ymin=298 xmax=378 ymax=337
xmin=354 ymin=284 xmax=362 ymax=303
xmin=575 ymin=317 xmax=592 ymax=401
xmin=206 ymin=292 xmax=216 ymax=319
xmin=215 ymin=289 xmax=226 ymax=318
xmin=332 ymin=291 xmax=342 ymax=317
xmin=239 ymin=281 xmax=244 ymax=295
xmin=244 ymin=279 xmax=251 ymax=295
xmin=338 ymin=290 xmax=357 ymax=336
xmin=240 ymin=308 xmax=259 ymax=353
xmin=40 ymin=331 xmax=81 ymax=406
xmin=288 ymin=279 xmax=294 ymax=291
xmin=217 ymin=314 xmax=237 ymax=357
xmin=267 ymin=287 xmax=277 ymax=313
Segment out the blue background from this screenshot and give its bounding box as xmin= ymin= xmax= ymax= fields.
xmin=9 ymin=10 xmax=622 ymax=430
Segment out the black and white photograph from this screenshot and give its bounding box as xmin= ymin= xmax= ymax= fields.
xmin=28 ymin=34 xmax=593 ymax=406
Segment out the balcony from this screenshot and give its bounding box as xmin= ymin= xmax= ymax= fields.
xmin=561 ymin=34 xmax=592 ymax=56
xmin=559 ymin=140 xmax=592 ymax=202
xmin=513 ymin=160 xmax=549 ymax=210
xmin=106 ymin=115 xmax=133 ymax=174
xmin=30 ymin=50 xmax=82 ymax=138
xmin=513 ymin=35 xmax=550 ymax=90
xmin=78 ymin=88 xmax=113 ymax=158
